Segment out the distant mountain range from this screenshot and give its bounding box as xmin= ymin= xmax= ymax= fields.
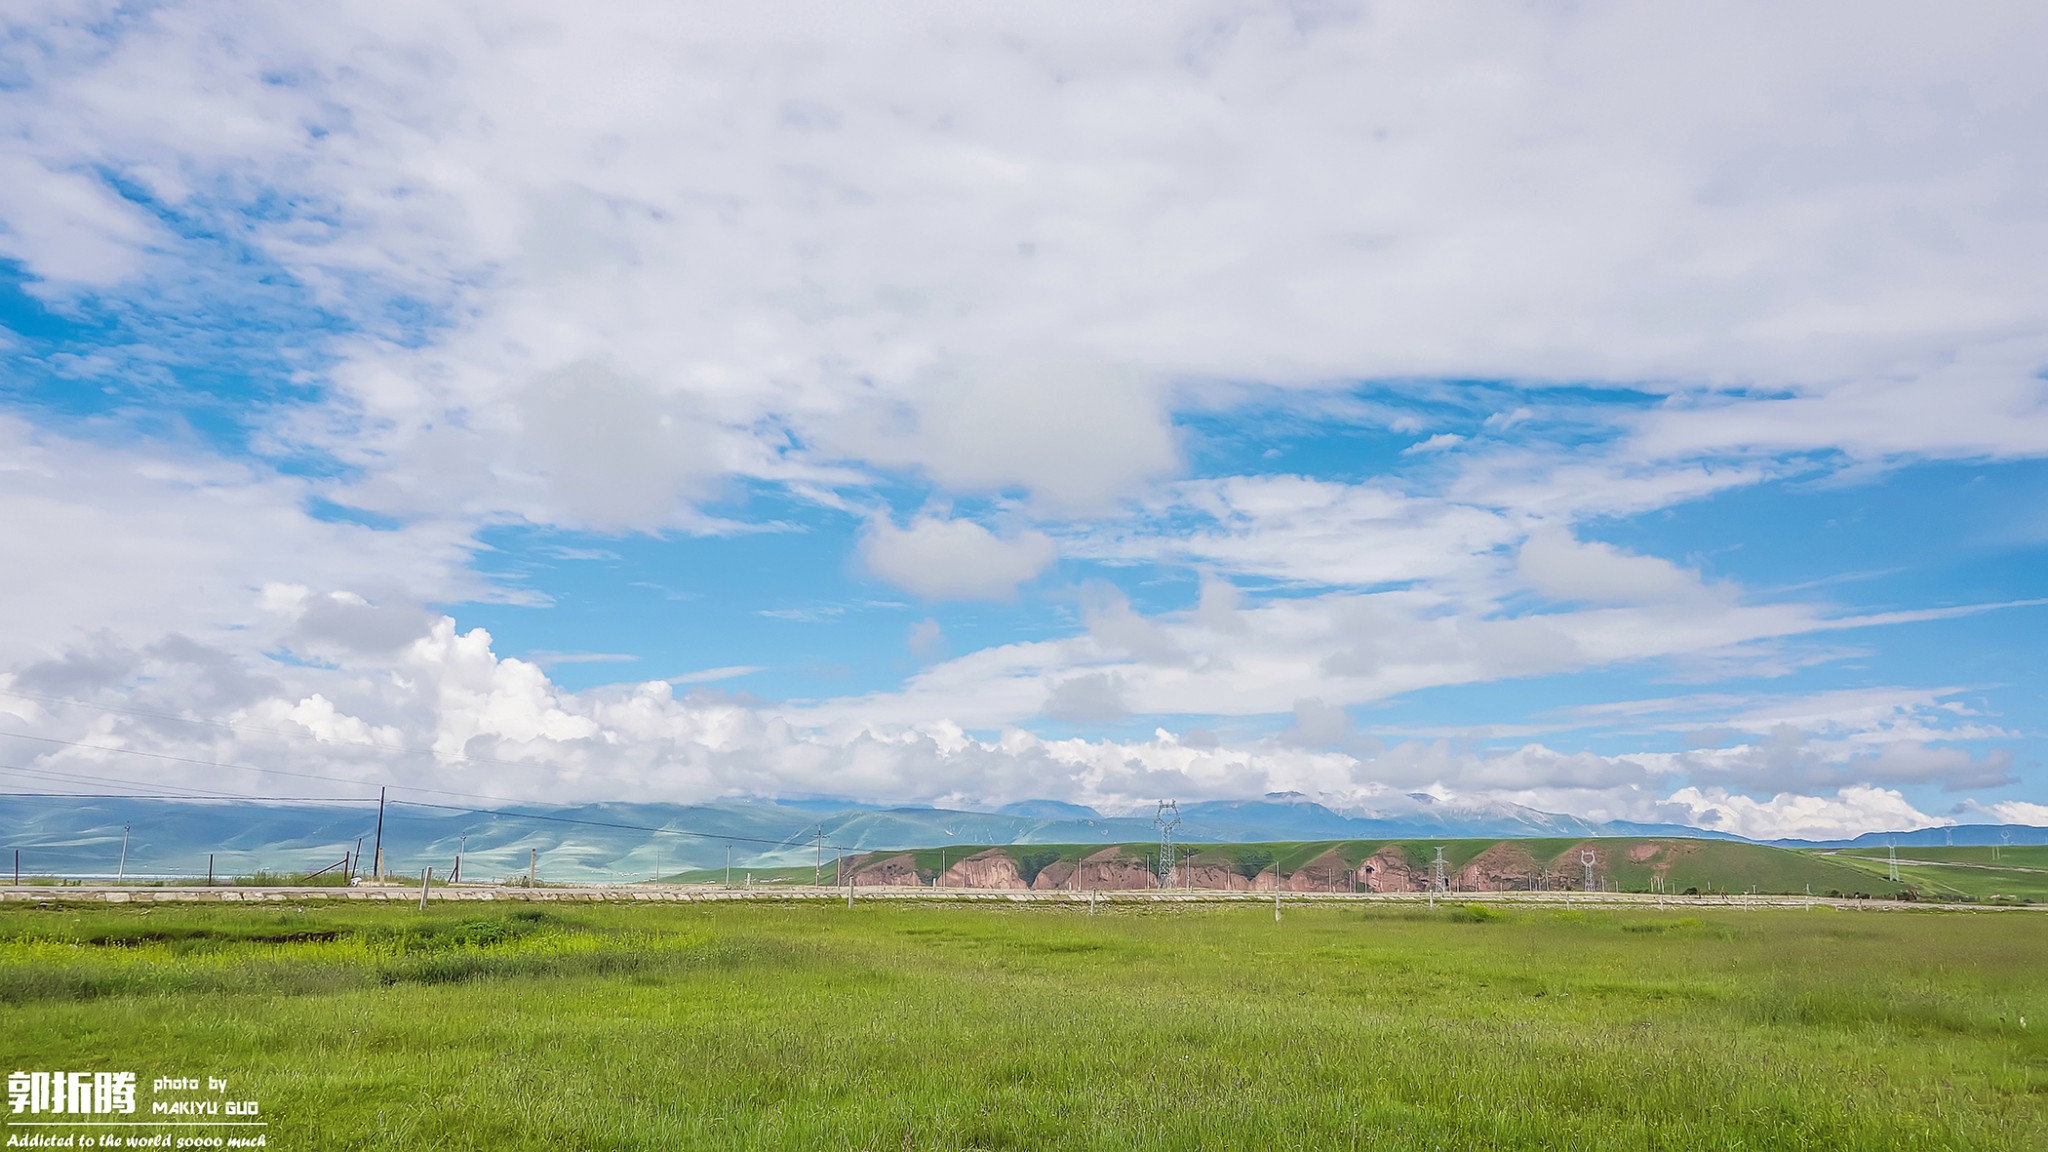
xmin=0 ymin=793 xmax=2041 ymax=881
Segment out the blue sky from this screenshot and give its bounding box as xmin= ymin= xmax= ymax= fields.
xmin=1 ymin=2 xmax=2045 ymax=839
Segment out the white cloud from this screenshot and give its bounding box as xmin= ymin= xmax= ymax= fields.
xmin=1402 ymin=432 xmax=1465 ymax=455
xmin=1076 ymin=475 xmax=1518 ymax=588
xmin=1285 ymin=697 xmax=1351 ymax=747
xmin=0 ymin=4 xmax=2042 ymax=835
xmin=0 ymin=416 xmax=488 ymax=669
xmin=1042 ymin=672 xmax=1129 ymax=722
xmin=907 ymin=618 xmax=947 ymax=661
xmin=861 ymin=514 xmax=1057 ymax=600
xmin=1665 ymin=785 xmax=1944 ymax=842
xmin=0 ymin=605 xmax=2006 ymax=842
xmin=1517 ymin=528 xmax=1719 ymax=607
xmin=1978 ymin=800 xmax=2048 ymax=827
xmin=4 ymin=2 xmax=2043 ymax=529
xmin=0 ymin=154 xmax=164 ymax=286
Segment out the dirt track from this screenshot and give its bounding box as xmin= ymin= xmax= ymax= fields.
xmin=2 ymin=883 xmax=2036 ymax=913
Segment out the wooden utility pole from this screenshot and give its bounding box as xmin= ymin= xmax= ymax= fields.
xmin=373 ymin=788 xmax=386 ymax=880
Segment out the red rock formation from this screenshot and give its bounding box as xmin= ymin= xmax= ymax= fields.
xmin=1284 ymin=849 xmax=1356 ymax=892
xmin=1070 ymin=847 xmax=1160 ymax=890
xmin=1455 ymin=842 xmax=1540 ymax=891
xmin=1358 ymin=844 xmax=1426 ymax=892
xmin=1183 ymin=863 xmax=1262 ymax=891
xmin=849 ymin=854 xmax=926 ymax=887
xmin=1030 ymin=861 xmax=1077 ymax=891
xmin=937 ymin=850 xmax=1029 ymax=890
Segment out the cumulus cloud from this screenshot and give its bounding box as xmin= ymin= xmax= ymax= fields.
xmin=1665 ymin=785 xmax=1944 ymax=842
xmin=0 ymin=606 xmax=2013 ymax=843
xmin=861 ymin=514 xmax=1057 ymax=600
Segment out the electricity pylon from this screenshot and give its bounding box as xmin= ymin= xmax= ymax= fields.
xmin=1154 ymin=801 xmax=1181 ymax=886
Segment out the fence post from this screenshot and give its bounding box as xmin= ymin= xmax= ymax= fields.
xmin=207 ymin=854 xmax=214 ymax=887
xmin=419 ymin=867 xmax=431 ymax=911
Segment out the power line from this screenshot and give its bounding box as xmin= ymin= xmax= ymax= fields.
xmin=0 ymin=729 xmax=391 ymax=795
xmin=386 ymin=799 xmax=850 ymax=852
xmin=0 ymin=792 xmax=378 ymax=802
xmin=0 ymin=766 xmax=850 ymax=854
xmin=0 ymin=759 xmax=288 ymax=800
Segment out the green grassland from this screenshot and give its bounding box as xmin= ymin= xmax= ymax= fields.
xmin=2 ymin=900 xmax=2043 ymax=1150
xmin=1824 ymin=847 xmax=2048 ymax=903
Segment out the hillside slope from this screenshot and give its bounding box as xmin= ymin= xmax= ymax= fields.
xmin=842 ymin=837 xmax=1912 ymax=898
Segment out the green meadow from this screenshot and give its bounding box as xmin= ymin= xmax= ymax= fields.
xmin=1826 ymin=847 xmax=2048 ymax=903
xmin=1 ymin=900 xmax=2043 ymax=1150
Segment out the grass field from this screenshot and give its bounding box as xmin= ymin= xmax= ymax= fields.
xmin=2 ymin=900 xmax=2043 ymax=1150
xmin=1824 ymin=847 xmax=2048 ymax=903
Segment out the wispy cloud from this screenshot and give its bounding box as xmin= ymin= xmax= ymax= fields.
xmin=668 ymin=665 xmax=765 ymax=685
xmin=526 ymin=651 xmax=640 ymax=667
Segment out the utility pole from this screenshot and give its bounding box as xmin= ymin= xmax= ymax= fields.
xmin=725 ymin=844 xmax=732 ymax=887
xmin=207 ymin=853 xmax=214 ymax=886
xmin=418 ymin=866 xmax=431 ymax=911
xmin=453 ymin=835 xmax=465 ymax=885
xmin=351 ymin=838 xmax=363 ymax=882
xmin=815 ymin=828 xmax=823 ymax=887
xmin=373 ymin=787 xmax=386 ymax=880
xmin=117 ymin=822 xmax=130 ymax=882
xmin=528 ymin=847 xmax=537 ymax=887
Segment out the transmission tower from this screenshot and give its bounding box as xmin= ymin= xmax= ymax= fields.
xmin=1154 ymin=800 xmax=1182 ymax=886
xmin=1887 ymin=838 xmax=1901 ymax=883
xmin=1999 ymin=829 xmax=2012 ymax=861
xmin=1581 ymin=850 xmax=1596 ymax=893
xmin=1431 ymin=846 xmax=1448 ymax=894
